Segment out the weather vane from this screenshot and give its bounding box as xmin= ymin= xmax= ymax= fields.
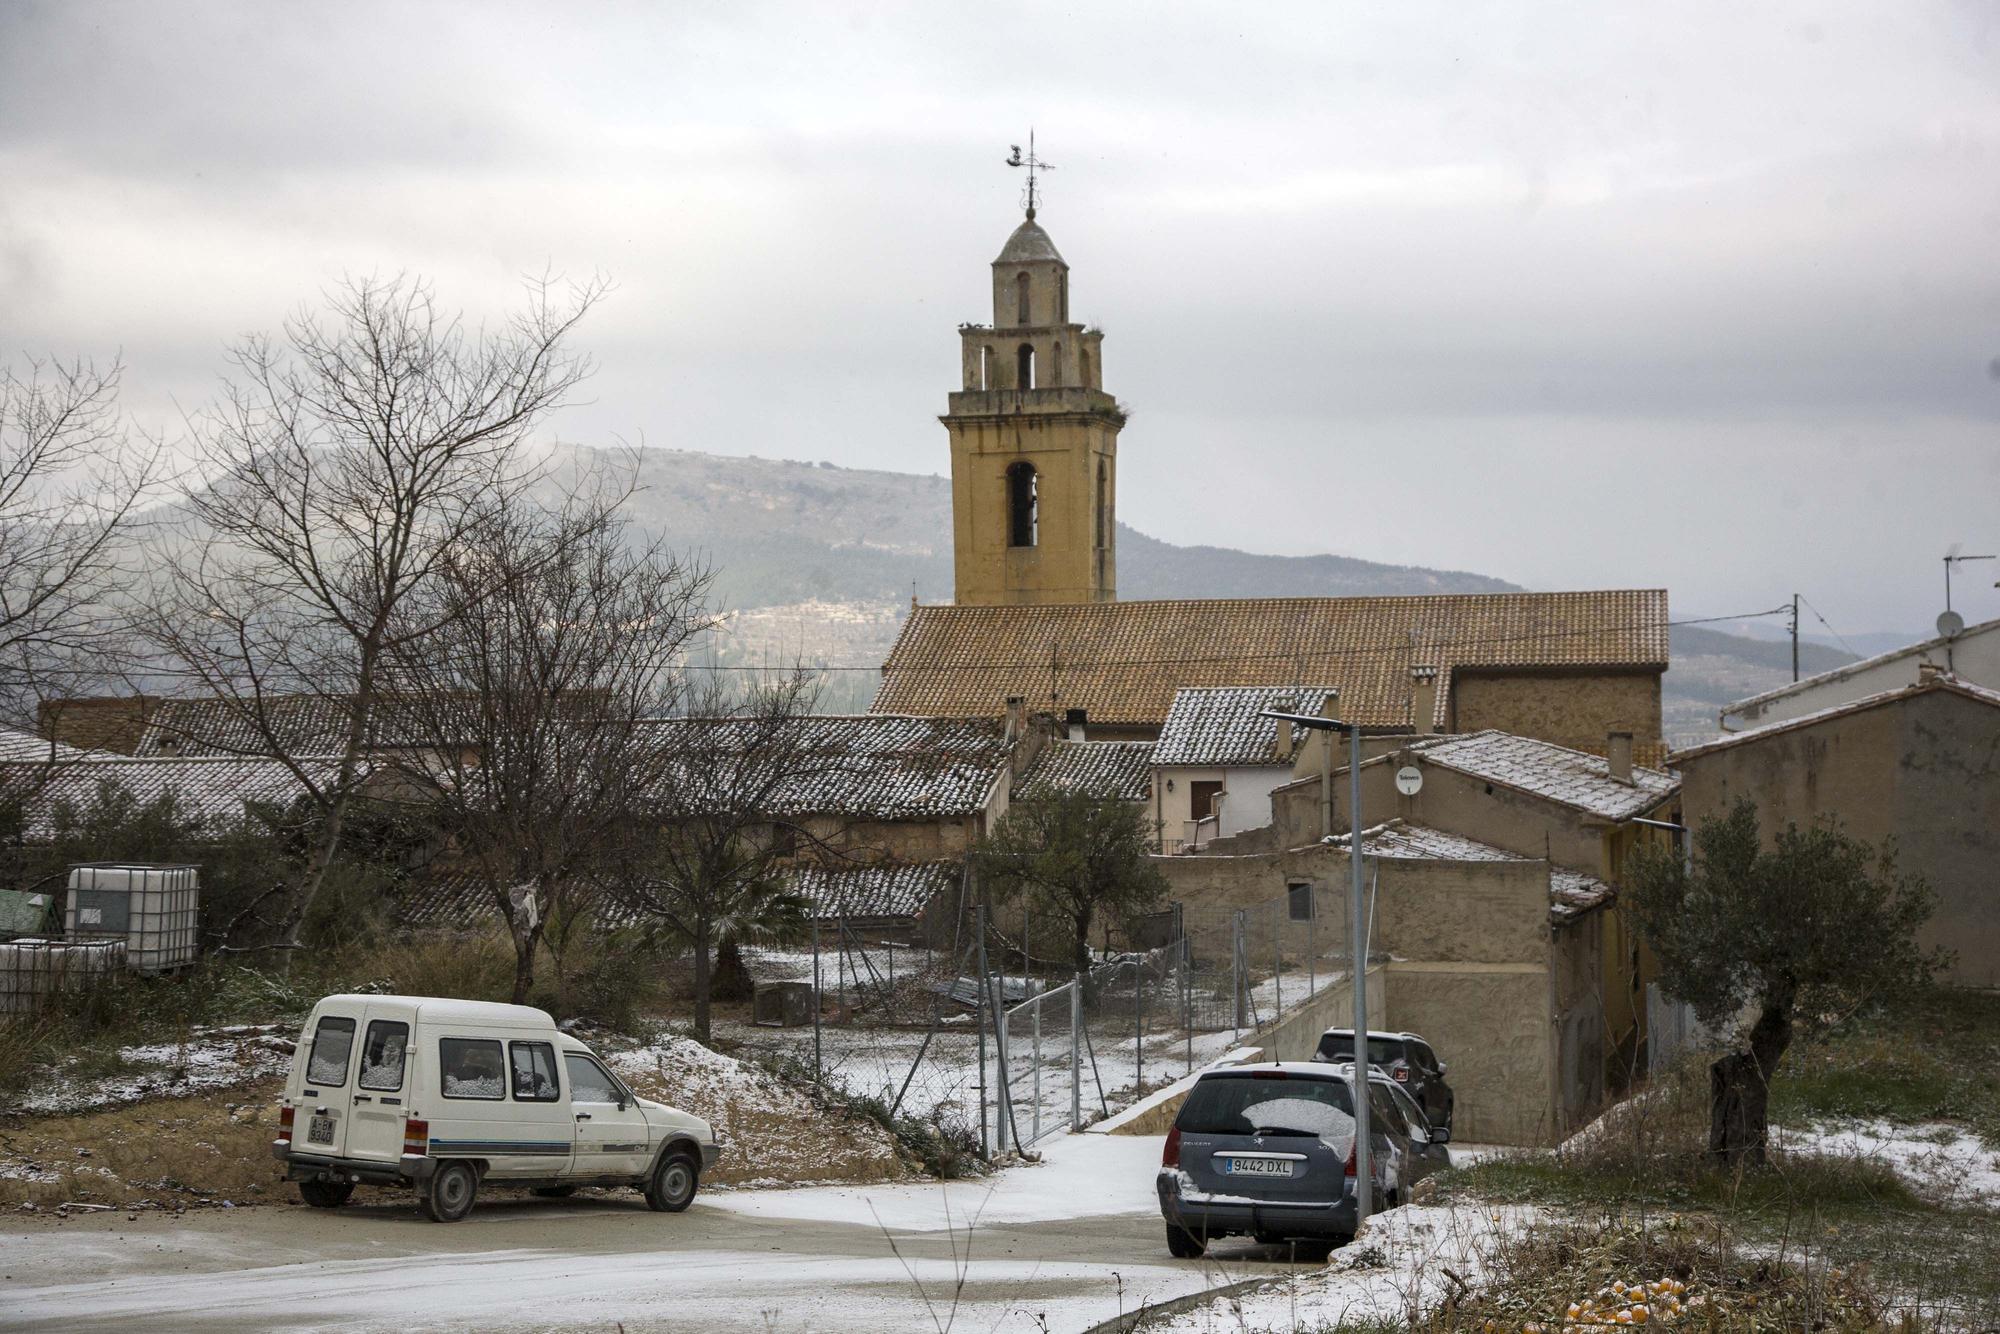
xmin=1006 ymin=131 xmax=1054 ymax=220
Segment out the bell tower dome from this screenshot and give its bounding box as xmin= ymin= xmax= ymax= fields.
xmin=945 ymin=206 xmax=1122 ymax=606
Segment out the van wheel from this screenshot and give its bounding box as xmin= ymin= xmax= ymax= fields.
xmin=532 ymin=1186 xmax=578 ymax=1198
xmin=420 ymin=1161 xmax=479 ymax=1223
xmin=1166 ymin=1223 xmax=1206 ymax=1258
xmin=644 ymin=1149 xmax=699 ymax=1213
xmin=298 ymin=1180 xmax=353 ymax=1209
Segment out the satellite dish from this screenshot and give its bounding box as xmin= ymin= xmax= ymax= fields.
xmin=1395 ymin=765 xmax=1424 ymax=796
xmin=1938 ymin=610 xmax=1966 ymax=640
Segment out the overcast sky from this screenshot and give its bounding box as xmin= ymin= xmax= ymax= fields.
xmin=4 ymin=1 xmax=1997 ymax=635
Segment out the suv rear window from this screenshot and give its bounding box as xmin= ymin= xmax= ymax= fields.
xmin=1177 ymin=1075 xmax=1355 ymax=1139
xmin=1317 ymin=1034 xmax=1407 ymax=1067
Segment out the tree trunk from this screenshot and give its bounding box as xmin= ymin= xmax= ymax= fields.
xmin=712 ymin=936 xmax=754 ymax=1002
xmin=692 ymin=920 xmax=713 ymax=1045
xmin=1708 ymin=993 xmax=1794 ymax=1166
xmin=511 ymin=917 xmax=544 ymax=1007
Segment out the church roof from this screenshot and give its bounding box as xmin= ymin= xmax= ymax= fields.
xmin=871 ymin=590 xmax=1668 ymax=729
xmin=994 ymin=218 xmax=1066 ymax=266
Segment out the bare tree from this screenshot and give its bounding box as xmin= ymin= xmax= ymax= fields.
xmin=380 ymin=494 xmax=713 ymax=1004
xmin=620 ymin=673 xmax=833 ymax=1044
xmin=0 ymin=356 xmax=163 ymax=722
xmin=139 ymin=273 xmax=605 ymax=944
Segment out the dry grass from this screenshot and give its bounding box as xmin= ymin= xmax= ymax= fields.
xmin=0 ymin=1078 xmax=287 ymax=1210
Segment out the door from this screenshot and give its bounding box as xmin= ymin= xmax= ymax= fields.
xmin=564 ymin=1052 xmax=653 ymax=1179
xmin=297 ymin=1012 xmax=360 ymax=1158
xmin=345 ymin=1011 xmax=412 ymax=1166
xmin=434 ymin=1033 xmax=571 ymax=1178
xmin=1189 ymin=781 xmax=1225 ymax=822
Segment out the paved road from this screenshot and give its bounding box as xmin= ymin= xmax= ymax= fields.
xmin=0 ymin=1136 xmax=1309 ymax=1333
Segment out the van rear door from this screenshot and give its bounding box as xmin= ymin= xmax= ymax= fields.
xmin=297 ymin=1009 xmax=363 ymax=1159
xmin=344 ymin=1008 xmax=414 ymax=1167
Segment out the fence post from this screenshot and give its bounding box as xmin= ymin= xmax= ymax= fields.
xmin=1134 ymin=960 xmax=1144 ymax=1094
xmin=975 ymin=904 xmax=989 ymax=1160
xmin=812 ymin=916 xmax=822 ymax=1082
xmin=1071 ymin=971 xmax=1082 ymax=1130
xmin=1308 ymin=884 xmax=1316 ymax=996
xmin=1232 ymin=910 xmax=1247 ymax=1031
xmin=1032 ymin=989 xmax=1043 ymax=1145
xmin=1274 ymin=902 xmax=1282 ymax=1018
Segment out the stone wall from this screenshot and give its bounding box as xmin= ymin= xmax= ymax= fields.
xmin=1450 ymin=669 xmax=1664 ymax=762
xmin=1385 ymin=962 xmax=1552 ymax=1145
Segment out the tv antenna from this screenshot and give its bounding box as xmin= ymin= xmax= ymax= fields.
xmin=1006 ymin=131 xmax=1054 ymax=220
xmin=1943 ymin=543 xmax=1995 ymax=618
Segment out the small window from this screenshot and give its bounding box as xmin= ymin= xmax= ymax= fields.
xmin=358 ymin=1020 xmax=409 ymax=1091
xmin=1095 ymin=460 xmax=1109 ymax=548
xmin=510 ymin=1042 xmax=561 ymax=1102
xmin=1287 ymin=882 xmax=1313 ymax=922
xmin=1007 ymin=462 xmax=1038 ymax=548
xmin=564 ymin=1052 xmax=623 ymax=1105
xmin=306 ymin=1016 xmax=356 ymax=1088
xmin=1016 ymin=342 xmax=1035 ymax=389
xmin=1015 ymin=271 xmax=1030 ymax=324
xmin=440 ymin=1038 xmax=506 ymax=1100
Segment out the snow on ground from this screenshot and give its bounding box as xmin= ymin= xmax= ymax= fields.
xmin=5 ymin=1025 xmax=295 ymax=1117
xmin=605 ymin=1034 xmax=909 ymax=1187
xmin=1150 ymin=1201 xmax=1544 ymax=1333
xmin=1774 ymin=1118 xmax=2000 ymax=1207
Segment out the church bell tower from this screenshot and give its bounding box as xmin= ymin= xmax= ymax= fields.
xmin=945 ymin=159 xmax=1122 ymax=606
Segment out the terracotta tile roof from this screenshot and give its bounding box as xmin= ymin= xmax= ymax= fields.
xmin=1 ymin=755 xmax=338 ymax=841
xmin=1155 ymin=686 xmax=1335 ymax=766
xmin=135 ymin=694 xmax=438 ymax=759
xmin=1674 ymin=672 xmax=2000 ymax=762
xmin=1410 ymin=729 xmax=1678 ymax=821
xmin=1015 ymin=741 xmax=1156 ymax=802
xmin=1328 ymin=820 xmax=1614 ymax=923
xmin=793 ymin=861 xmax=961 ymax=921
xmin=872 ymin=590 xmax=1667 ymax=728
xmin=635 ymin=714 xmax=1012 ymax=819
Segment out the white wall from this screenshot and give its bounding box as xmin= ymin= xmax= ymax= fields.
xmin=1220 ymin=765 xmax=1289 ymax=837
xmin=1721 ymin=620 xmax=2000 ymax=731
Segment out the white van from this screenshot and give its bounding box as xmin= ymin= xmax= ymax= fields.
xmin=271 ymin=994 xmax=720 ymax=1222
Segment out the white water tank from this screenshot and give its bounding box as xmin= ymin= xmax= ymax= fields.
xmin=64 ymin=863 xmax=199 ymax=974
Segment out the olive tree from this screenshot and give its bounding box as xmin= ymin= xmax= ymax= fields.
xmin=1624 ymin=800 xmax=1947 ymax=1165
xmin=976 ymin=785 xmax=1169 ymax=981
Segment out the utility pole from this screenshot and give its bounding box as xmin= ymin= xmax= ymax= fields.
xmin=1790 ymin=593 xmax=1800 ymax=683
xmin=1259 ymin=705 xmax=1414 ymax=1237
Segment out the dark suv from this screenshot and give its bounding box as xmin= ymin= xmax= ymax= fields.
xmin=1156 ymin=1063 xmax=1451 ymax=1257
xmin=1313 ymin=1029 xmax=1454 ymax=1135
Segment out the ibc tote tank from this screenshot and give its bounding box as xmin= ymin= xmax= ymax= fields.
xmin=64 ymin=863 xmax=200 ymax=974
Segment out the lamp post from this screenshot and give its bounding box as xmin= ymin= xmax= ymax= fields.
xmin=1260 ymin=707 xmax=1412 ymax=1235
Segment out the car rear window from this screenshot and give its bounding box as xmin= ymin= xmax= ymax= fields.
xmin=305 ymin=1016 xmax=356 ymax=1087
xmin=358 ymin=1020 xmax=409 ymax=1091
xmin=1177 ymin=1075 xmax=1356 ymax=1139
xmin=1317 ymin=1034 xmax=1406 ymax=1066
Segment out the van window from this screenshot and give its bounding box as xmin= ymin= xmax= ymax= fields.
xmin=306 ymin=1016 xmax=356 ymax=1088
xmin=564 ymin=1052 xmax=622 ymax=1105
xmin=358 ymin=1020 xmax=409 ymax=1091
xmin=439 ymin=1038 xmax=505 ymax=1100
xmin=510 ymin=1042 xmax=560 ymax=1102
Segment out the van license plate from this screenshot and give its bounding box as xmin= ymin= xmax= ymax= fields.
xmin=1224 ymin=1157 xmax=1293 ymax=1178
xmin=307 ymin=1115 xmax=335 ymax=1146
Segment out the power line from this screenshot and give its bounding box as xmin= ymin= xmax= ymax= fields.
xmin=1797 ymin=594 xmax=1860 ymax=658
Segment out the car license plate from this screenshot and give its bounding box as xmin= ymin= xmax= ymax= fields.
xmin=307 ymin=1114 xmax=335 ymax=1146
xmin=1223 ymin=1156 xmax=1293 ymax=1178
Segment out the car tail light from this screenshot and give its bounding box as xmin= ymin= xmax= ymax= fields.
xmin=1162 ymin=1126 xmax=1181 ymax=1168
xmin=1394 ymin=1067 xmax=1409 ymax=1083
xmin=1343 ymin=1141 xmax=1358 ymax=1178
xmin=403 ymin=1118 xmax=430 ymax=1156
xmin=1251 ymin=1071 xmax=1289 ymax=1080
xmin=277 ymin=1105 xmax=295 ymax=1145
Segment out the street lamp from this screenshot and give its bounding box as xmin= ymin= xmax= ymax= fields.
xmin=1259 ymin=707 xmax=1414 ymax=1235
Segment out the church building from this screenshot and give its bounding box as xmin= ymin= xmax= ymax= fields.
xmin=876 ymin=195 xmax=1669 ymax=765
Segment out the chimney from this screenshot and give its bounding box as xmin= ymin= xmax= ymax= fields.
xmin=1607 ymin=731 xmax=1634 ymax=784
xmin=1917 ymin=661 xmax=1945 ymax=685
xmin=1064 ymin=707 xmax=1088 ymax=743
xmin=1410 ymin=666 xmax=1439 ymax=733
xmin=1273 ymin=716 xmax=1294 ymax=762
xmin=1003 ymin=695 xmax=1027 ymax=742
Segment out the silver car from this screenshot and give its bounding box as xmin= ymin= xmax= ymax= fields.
xmin=1155 ymin=1062 xmax=1451 ymax=1257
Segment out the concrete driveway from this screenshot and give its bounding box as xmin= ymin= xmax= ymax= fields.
xmin=0 ymin=1135 xmax=1309 ymax=1332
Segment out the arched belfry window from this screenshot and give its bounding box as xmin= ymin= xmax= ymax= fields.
xmin=1059 ymin=271 xmax=1069 ymax=323
xmin=1007 ymin=462 xmax=1038 ymax=548
xmin=1016 ymin=342 xmax=1035 ymax=389
xmin=1015 ymin=272 xmax=1031 ymax=325
xmin=979 ymin=344 xmax=992 ymax=391
xmin=1052 ymin=341 xmax=1063 ymax=387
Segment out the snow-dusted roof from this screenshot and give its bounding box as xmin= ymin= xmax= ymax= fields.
xmin=1 ymin=755 xmax=337 ymax=840
xmin=1674 ymin=673 xmax=2000 ymax=762
xmin=792 ymin=862 xmax=959 ymax=921
xmin=634 ymin=714 xmax=1012 ymax=820
xmin=1721 ymin=616 xmax=2000 ymax=718
xmin=1155 ymin=686 xmax=1333 ymax=767
xmin=0 ymin=726 xmax=89 ymax=764
xmin=1408 ymin=730 xmax=1677 ymax=821
xmin=1325 ymin=820 xmax=1613 ymax=924
xmin=135 ymin=694 xmax=436 ymax=759
xmin=1015 ymin=741 xmax=1156 ymax=802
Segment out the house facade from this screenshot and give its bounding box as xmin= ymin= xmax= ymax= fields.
xmin=1720 ymin=616 xmax=2000 ymax=733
